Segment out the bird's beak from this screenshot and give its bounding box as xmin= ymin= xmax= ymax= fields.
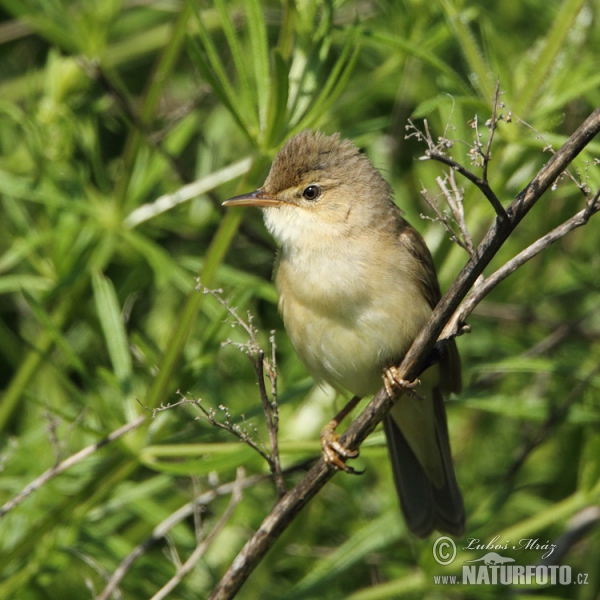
xmin=222 ymin=189 xmax=281 ymax=208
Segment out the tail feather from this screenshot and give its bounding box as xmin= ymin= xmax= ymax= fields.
xmin=384 ymin=387 xmax=464 ymax=538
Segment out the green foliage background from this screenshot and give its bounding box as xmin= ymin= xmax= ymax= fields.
xmin=0 ymin=0 xmax=599 ymax=598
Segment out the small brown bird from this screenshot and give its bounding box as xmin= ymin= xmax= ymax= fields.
xmin=224 ymin=130 xmax=464 ymax=537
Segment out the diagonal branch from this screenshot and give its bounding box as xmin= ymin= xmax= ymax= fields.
xmin=441 ymin=186 xmax=600 ymax=341
xmin=96 ymin=472 xmax=265 ymax=600
xmin=151 ymin=468 xmax=246 ymax=600
xmin=426 ymin=150 xmax=507 ymax=219
xmin=0 ymin=416 xmax=146 ymax=519
xmin=208 ymin=106 xmax=600 ymax=600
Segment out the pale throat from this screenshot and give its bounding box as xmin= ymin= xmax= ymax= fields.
xmin=262 ymin=204 xmax=351 ymax=249
xmin=262 ymin=204 xmax=371 ymax=303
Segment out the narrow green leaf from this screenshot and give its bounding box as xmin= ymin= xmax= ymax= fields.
xmin=539 ymin=71 xmax=600 ymax=118
xmin=514 ymin=0 xmax=587 ymax=117
xmin=186 ymin=37 xmax=253 ymax=144
xmin=21 ymin=290 xmax=86 ymax=374
xmin=92 ymin=272 xmax=132 ymax=389
xmin=0 ymin=275 xmax=53 ymax=294
xmin=440 ymin=0 xmax=494 ymax=99
xmin=291 ymin=26 xmax=361 ymax=135
xmin=368 ymin=31 xmax=470 ymax=94
xmin=277 ymin=0 xmax=296 ymax=60
xmin=346 ymin=573 xmax=427 ymax=600
xmin=290 ymin=511 xmax=402 ymax=598
xmin=188 ymin=4 xmax=252 ymax=138
xmin=213 ymin=0 xmax=256 ymax=128
xmin=120 ymin=230 xmax=192 ymax=292
xmin=141 ymin=442 xmax=261 ymax=476
xmin=264 ymin=49 xmax=290 ymax=148
xmin=246 ymin=0 xmax=270 ymax=132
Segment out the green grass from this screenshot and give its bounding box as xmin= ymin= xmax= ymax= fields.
xmin=0 ymin=1 xmax=599 ymax=598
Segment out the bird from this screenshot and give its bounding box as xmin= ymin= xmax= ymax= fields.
xmin=223 ymin=130 xmax=464 ymax=538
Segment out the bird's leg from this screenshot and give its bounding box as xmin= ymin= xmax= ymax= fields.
xmin=383 ymin=366 xmax=420 ymax=399
xmin=320 ymin=395 xmax=362 ymax=475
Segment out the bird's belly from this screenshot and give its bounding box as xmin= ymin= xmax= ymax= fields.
xmin=280 ymin=285 xmax=430 ymax=398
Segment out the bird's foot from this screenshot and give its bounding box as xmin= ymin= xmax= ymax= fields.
xmin=320 ymin=420 xmax=362 ymax=475
xmin=383 ymin=367 xmax=420 ymax=399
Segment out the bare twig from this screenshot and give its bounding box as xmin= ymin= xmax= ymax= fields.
xmin=150 ymin=467 xmax=246 ymax=600
xmin=406 ymin=108 xmax=507 ymax=219
xmin=440 ymin=187 xmax=600 ymax=341
xmin=447 ymin=172 xmax=476 ymax=256
xmin=208 ymin=106 xmax=600 ymax=600
xmin=0 ymin=416 xmax=146 ymax=519
xmin=539 ymin=507 xmax=600 ymax=566
xmin=197 ymin=283 xmax=286 ymax=495
xmin=427 ymin=149 xmax=506 ymax=218
xmin=256 ymin=335 xmax=286 ymax=497
xmin=481 ymin=80 xmax=502 ymax=183
xmin=96 ymin=472 xmax=266 ymax=600
xmin=163 ymin=391 xmax=272 ymax=463
xmin=503 ymin=363 xmax=600 ymax=483
xmin=124 ymin=158 xmax=253 ymax=229
xmin=421 ymin=170 xmax=476 ymax=258
xmin=514 ymin=115 xmax=595 ymax=198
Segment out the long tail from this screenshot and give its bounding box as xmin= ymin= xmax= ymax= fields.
xmin=384 ymin=385 xmax=464 ymax=538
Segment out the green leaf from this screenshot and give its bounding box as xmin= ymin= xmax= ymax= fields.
xmin=264 ymin=49 xmax=290 ymax=148
xmin=0 ymin=275 xmax=53 ymax=294
xmin=290 ymin=24 xmax=362 ymax=135
xmin=187 ymin=6 xmax=254 ymax=141
xmin=440 ymin=0 xmax=494 ymax=99
xmin=141 ymin=442 xmax=262 ymax=476
xmin=120 ymin=229 xmax=192 ymax=292
xmin=92 ymin=272 xmax=132 ymax=390
xmin=213 ymin=0 xmax=255 ymax=125
xmin=289 ymin=510 xmax=403 ymax=598
xmin=368 ymin=30 xmax=470 ymax=95
xmin=21 ymin=290 xmax=86 ymax=374
xmin=514 ymin=0 xmax=587 ymax=117
xmin=246 ymin=0 xmax=270 ymax=132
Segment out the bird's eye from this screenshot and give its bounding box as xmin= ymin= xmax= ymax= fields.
xmin=302 ymin=185 xmax=321 ymax=201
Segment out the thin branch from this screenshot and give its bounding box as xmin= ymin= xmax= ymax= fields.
xmin=0 ymin=416 xmax=146 ymax=519
xmin=96 ymin=471 xmax=269 ymax=600
xmin=539 ymin=507 xmax=600 ymax=566
xmin=150 ymin=468 xmax=246 ymax=600
xmin=197 ymin=283 xmax=285 ymax=495
xmin=208 ymin=106 xmax=600 ymax=600
xmin=514 ymin=114 xmax=595 ymax=198
xmin=440 ymin=187 xmax=600 ymax=341
xmin=503 ymin=363 xmax=600 ymax=483
xmin=172 ymin=392 xmax=272 ymax=464
xmin=407 ymin=112 xmax=507 ymax=219
xmin=481 ymin=80 xmax=501 ymax=183
xmin=254 ymin=332 xmax=287 ymax=498
xmin=425 ymin=150 xmax=507 ymax=219
xmin=447 ymin=171 xmax=476 ymax=257
xmin=124 ymin=158 xmax=252 ymax=229
xmin=422 ymin=170 xmax=476 ymax=258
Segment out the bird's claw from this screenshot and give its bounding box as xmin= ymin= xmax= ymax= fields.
xmin=320 ymin=421 xmax=362 ymax=475
xmin=383 ymin=366 xmax=420 ymax=399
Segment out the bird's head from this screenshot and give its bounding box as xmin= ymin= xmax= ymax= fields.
xmin=223 ymin=130 xmax=395 ymax=249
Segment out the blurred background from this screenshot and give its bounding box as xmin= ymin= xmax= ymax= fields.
xmin=0 ymin=0 xmax=599 ymax=598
